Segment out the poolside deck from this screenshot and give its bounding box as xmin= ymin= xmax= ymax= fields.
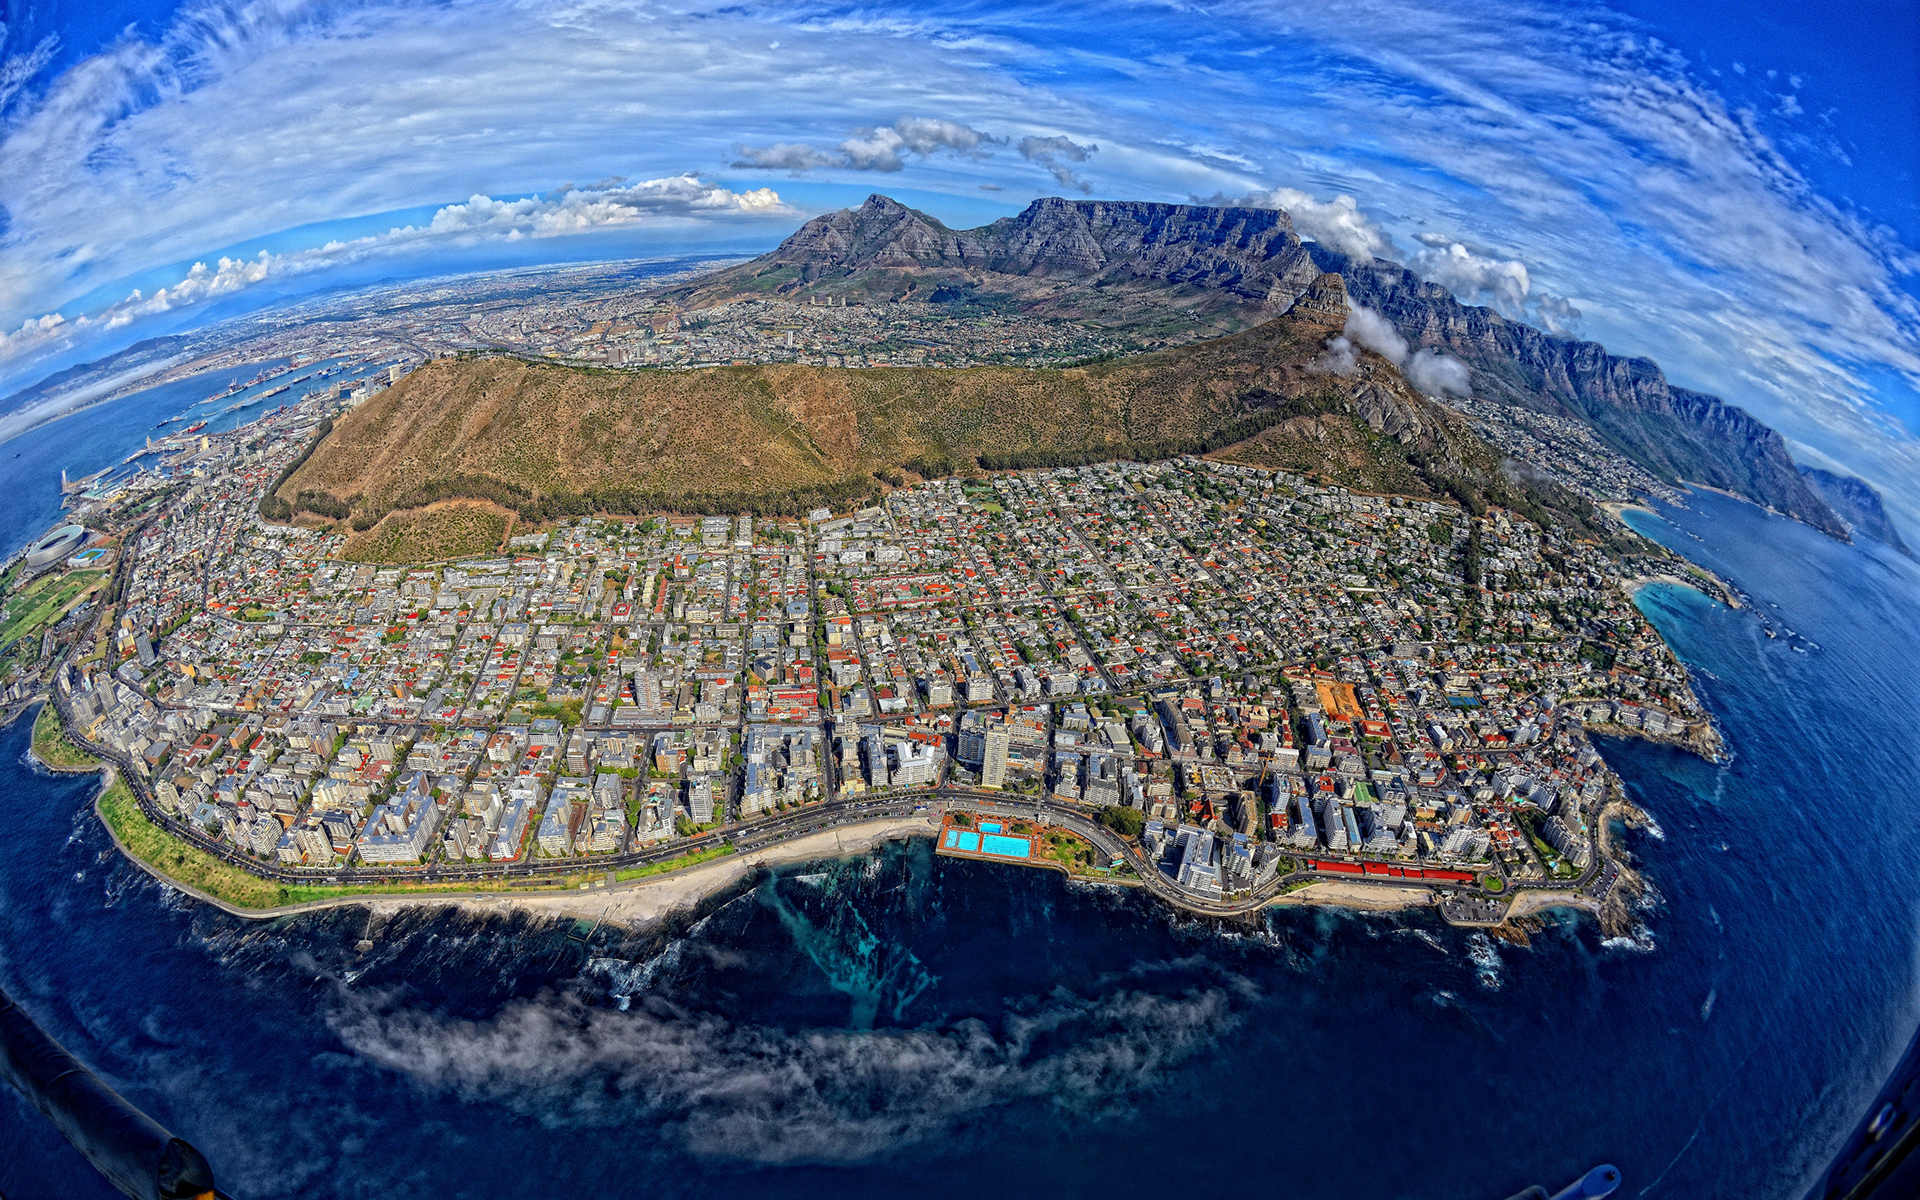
xmin=934 ymin=811 xmax=1114 ymax=878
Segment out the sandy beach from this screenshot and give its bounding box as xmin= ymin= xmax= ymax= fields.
xmin=1505 ymin=889 xmax=1599 ymax=920
xmin=1268 ymin=880 xmax=1435 ymax=912
xmin=357 ymin=813 xmax=945 ymax=928
xmin=1599 ymin=499 xmax=1661 ymax=521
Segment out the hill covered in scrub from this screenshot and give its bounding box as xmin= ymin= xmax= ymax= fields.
xmin=271 ymin=280 xmax=1616 ymax=561
xmin=676 ymin=193 xmax=1846 ymax=538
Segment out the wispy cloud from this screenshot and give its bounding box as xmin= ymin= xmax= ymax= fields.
xmin=331 ymin=977 xmax=1241 ymax=1164
xmin=736 ymin=117 xmax=1001 ymax=174
xmin=1017 ymin=134 xmax=1098 ymax=191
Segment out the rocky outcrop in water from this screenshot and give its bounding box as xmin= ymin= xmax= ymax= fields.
xmin=1798 ymin=467 xmax=1911 ymax=555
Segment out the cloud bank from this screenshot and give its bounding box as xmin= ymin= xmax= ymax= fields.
xmin=1322 ymin=305 xmax=1472 ymax=398
xmin=0 ymin=175 xmax=787 ymax=366
xmin=331 ymin=981 xmax=1240 ymax=1164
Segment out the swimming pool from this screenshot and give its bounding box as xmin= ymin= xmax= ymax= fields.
xmin=979 ymin=822 xmax=1003 ymax=833
xmin=981 ymin=834 xmax=1031 ymax=858
xmin=944 ymin=830 xmax=981 ymax=852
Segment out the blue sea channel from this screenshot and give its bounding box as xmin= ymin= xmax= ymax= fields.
xmin=0 ymin=355 xmax=396 ymax=564
xmin=2 ymin=375 xmax=1919 ymax=1199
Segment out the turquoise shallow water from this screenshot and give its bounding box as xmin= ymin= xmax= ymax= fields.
xmin=1 ymin=487 xmax=1917 ymax=1200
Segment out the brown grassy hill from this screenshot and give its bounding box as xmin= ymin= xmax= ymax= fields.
xmin=273 ymin=282 xmax=1611 ymax=561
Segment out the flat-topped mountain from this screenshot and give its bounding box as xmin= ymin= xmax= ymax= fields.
xmin=272 ymin=280 xmax=1610 ymax=562
xmin=683 ymin=194 xmax=1844 ymax=538
xmin=673 ymin=195 xmax=1322 ymax=334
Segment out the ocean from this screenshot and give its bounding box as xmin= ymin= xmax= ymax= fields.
xmin=2 ymin=472 xmax=1917 ymax=1197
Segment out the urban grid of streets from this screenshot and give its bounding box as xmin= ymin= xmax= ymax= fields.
xmin=23 ymin=373 xmax=1710 ymax=923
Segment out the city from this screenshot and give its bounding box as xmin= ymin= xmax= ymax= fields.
xmin=8 ymin=380 xmax=1713 ymax=928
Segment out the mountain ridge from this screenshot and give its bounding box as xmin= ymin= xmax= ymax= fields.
xmin=684 ymin=194 xmax=1845 ymax=539
xmin=1798 ymin=466 xmax=1911 ymax=555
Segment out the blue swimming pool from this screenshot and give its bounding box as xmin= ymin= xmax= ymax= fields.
xmin=948 ymin=830 xmax=981 ymax=852
xmin=981 ymin=834 xmax=1031 ymax=858
xmin=979 ymin=822 xmax=1003 ymax=833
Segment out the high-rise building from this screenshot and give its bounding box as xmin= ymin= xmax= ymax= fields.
xmin=982 ymin=726 xmax=1010 ymax=789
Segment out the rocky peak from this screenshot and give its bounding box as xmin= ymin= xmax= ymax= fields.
xmin=1289 ymin=273 xmax=1350 ymax=326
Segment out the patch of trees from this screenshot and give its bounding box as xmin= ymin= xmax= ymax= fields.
xmin=353 ymin=470 xmax=880 ymax=525
xmin=293 ymin=490 xmax=351 ymax=520
xmin=256 ymin=418 xmax=333 ymax=521
xmin=974 ymin=388 xmax=1355 ymax=475
xmin=1096 ymin=805 xmax=1146 ymax=837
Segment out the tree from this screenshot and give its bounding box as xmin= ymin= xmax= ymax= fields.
xmin=1096 ymin=805 xmax=1145 ymax=837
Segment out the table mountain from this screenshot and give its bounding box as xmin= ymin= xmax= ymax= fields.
xmin=685 ymin=194 xmax=1845 ymax=539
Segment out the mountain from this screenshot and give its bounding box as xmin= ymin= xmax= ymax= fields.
xmin=273 ymin=275 xmax=1612 ymax=562
xmin=1300 ymin=247 xmax=1849 ymax=539
xmin=0 ymin=334 xmax=192 ymax=419
xmin=684 ymin=195 xmax=1845 ymax=539
xmin=1798 ymin=467 xmax=1911 ymax=555
xmin=672 ymin=194 xmax=1319 ymax=336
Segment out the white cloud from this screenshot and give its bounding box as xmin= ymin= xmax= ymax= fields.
xmin=1409 ymin=236 xmax=1531 ymax=317
xmin=1310 ymin=333 xmax=1359 ymax=376
xmin=1344 ymin=306 xmax=1410 ymax=364
xmin=1404 ymin=346 xmax=1471 ymax=397
xmin=425 ymin=177 xmax=787 ymax=237
xmin=735 ymin=117 xmax=1000 ymax=174
xmin=1340 ymin=305 xmax=1470 ymax=397
xmin=1017 ymin=134 xmax=1098 ymax=191
xmin=1231 ymin=187 xmax=1397 ymax=262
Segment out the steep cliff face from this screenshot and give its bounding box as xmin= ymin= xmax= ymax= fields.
xmin=678 ymin=195 xmax=1322 ymax=326
xmin=1308 ymin=248 xmax=1848 ymax=538
xmin=1798 ymin=467 xmax=1912 ymax=555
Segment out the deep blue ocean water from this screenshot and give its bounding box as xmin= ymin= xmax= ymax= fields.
xmin=2 ymin=482 xmax=1918 ymax=1199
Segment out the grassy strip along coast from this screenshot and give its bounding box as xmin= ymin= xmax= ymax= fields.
xmin=94 ymin=773 xmax=657 ymax=911
xmin=32 ymin=702 xmax=101 ymax=770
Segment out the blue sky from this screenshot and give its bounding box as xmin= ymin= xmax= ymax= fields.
xmin=2 ymin=0 xmax=1917 ymax=525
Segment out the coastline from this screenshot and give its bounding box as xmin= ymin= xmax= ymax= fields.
xmin=94 ymin=776 xmax=945 ymax=927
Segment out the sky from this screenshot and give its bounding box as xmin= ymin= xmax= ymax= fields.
xmin=1 ymin=0 xmax=1917 ymax=526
